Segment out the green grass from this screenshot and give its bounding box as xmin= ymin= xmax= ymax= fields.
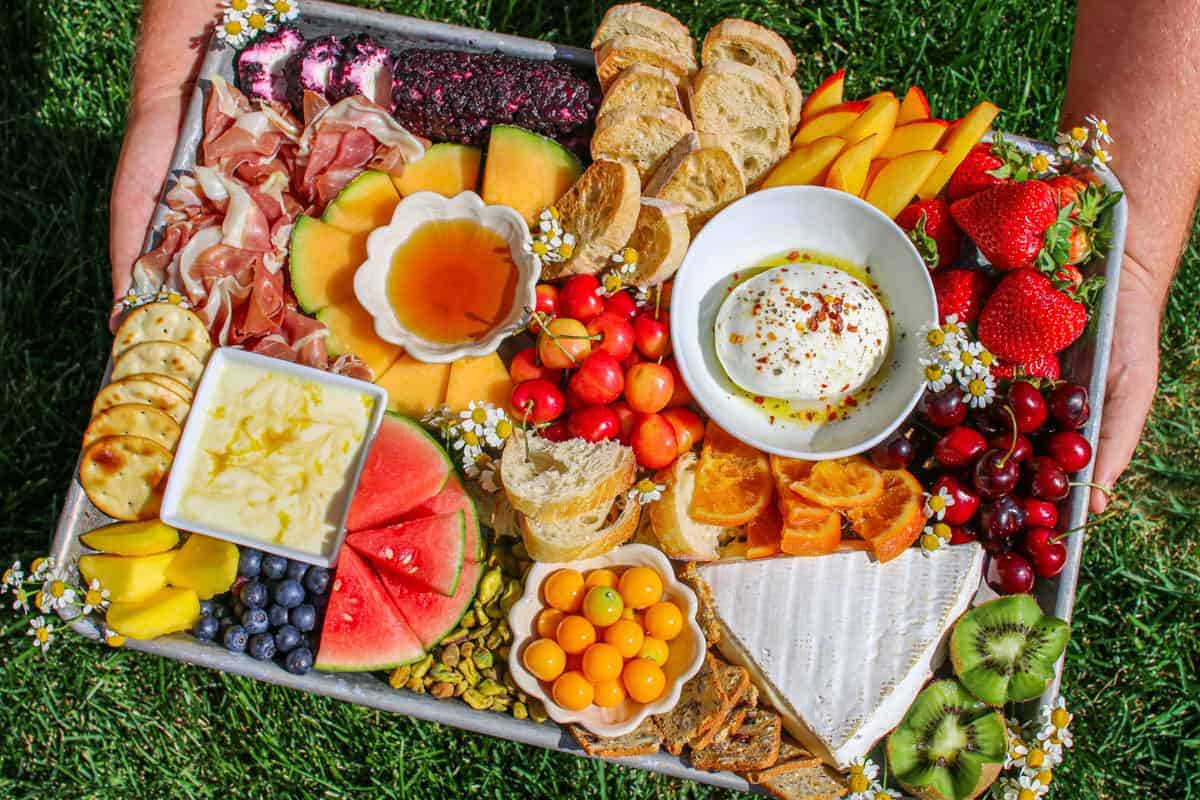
xmin=0 ymin=0 xmax=1196 ymax=797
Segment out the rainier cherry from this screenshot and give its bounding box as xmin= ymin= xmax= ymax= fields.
xmin=586 ymin=312 xmax=635 ymax=360
xmin=609 ymin=401 xmax=637 ymax=445
xmin=661 ymin=408 xmax=705 ymax=455
xmin=933 ymin=474 xmax=980 ymax=525
xmin=631 ymin=413 xmax=678 ymax=469
xmin=603 ymin=289 xmax=638 ymax=320
xmin=537 ymin=317 xmax=592 ymax=368
xmin=1046 ymin=430 xmax=1093 ymax=472
xmin=633 ymin=311 xmax=671 ymax=360
xmin=924 ymin=388 xmax=968 ymax=428
xmin=625 ymin=362 xmax=674 ymax=414
xmin=509 ymin=347 xmax=561 ymax=384
xmin=986 ymin=552 xmax=1036 ymax=595
xmin=567 ymin=405 xmax=621 ymax=442
xmin=568 ymin=351 xmax=625 ymax=405
xmin=934 ymin=427 xmax=987 ymax=468
xmin=558 ymin=275 xmax=604 ymax=322
xmin=663 ymin=358 xmax=693 ymax=407
xmin=1007 ymin=381 xmax=1048 ymax=433
xmin=530 ymin=284 xmax=558 ymax=333
xmin=509 ymin=379 xmax=565 ymax=423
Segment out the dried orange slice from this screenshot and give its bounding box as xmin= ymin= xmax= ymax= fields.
xmin=789 ymin=456 xmax=885 ymax=509
xmin=746 ymin=504 xmax=783 ymax=560
xmin=768 ymin=454 xmax=813 ymax=493
xmin=777 ymin=486 xmax=831 ymax=526
xmin=689 ymin=423 xmax=773 ymax=526
xmin=780 ymin=509 xmax=842 ymax=556
xmin=845 ymin=468 xmax=926 ymax=563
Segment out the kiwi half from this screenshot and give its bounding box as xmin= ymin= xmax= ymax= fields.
xmin=886 ymin=680 xmax=1006 ymax=800
xmin=950 ymin=594 xmax=1071 ymax=707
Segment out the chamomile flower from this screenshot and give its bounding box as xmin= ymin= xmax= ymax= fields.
xmin=941 ymin=314 xmax=967 ymax=343
xmin=845 ymin=757 xmax=881 ymax=796
xmin=599 ymin=271 xmax=625 ymax=296
xmin=1011 ymin=741 xmax=1060 ymax=773
xmin=1091 ymin=147 xmax=1112 ymax=172
xmin=1085 ymin=114 xmax=1112 ymax=143
xmin=1029 ymin=153 xmax=1053 ymax=175
xmin=451 ymin=429 xmax=484 ymax=463
xmin=269 ymin=0 xmax=300 ymax=22
xmin=38 ymin=577 xmax=77 ymax=613
xmin=30 ymin=557 xmax=52 ymax=581
xmin=458 ymin=401 xmax=494 ymax=436
xmin=27 ymin=616 xmax=54 ymax=654
xmin=556 ymin=232 xmax=577 ymax=261
xmin=611 ymin=247 xmax=639 ymax=275
xmin=1039 ymin=719 xmax=1074 ymax=750
xmin=421 ymin=404 xmax=456 ymax=433
xmin=924 ymin=486 xmax=955 ymax=520
xmin=1001 ymin=773 xmax=1048 ymax=800
xmin=222 ymin=0 xmax=253 ymax=10
xmin=465 ymin=453 xmax=500 ymax=493
xmin=870 ymin=789 xmax=904 ymax=800
xmin=921 ymin=361 xmax=954 ymax=393
xmin=1 ymin=560 xmax=22 ymax=591
xmin=1006 ymin=735 xmax=1029 ymax=770
xmin=481 ymin=405 xmax=512 ymax=448
xmin=216 ymin=11 xmax=252 ymax=48
xmin=960 ymin=371 xmax=996 ymax=408
xmin=1046 ymin=696 xmax=1074 ymax=732
xmin=954 ymin=340 xmax=983 ymax=374
xmin=81 ymin=579 xmax=110 ymax=615
xmin=11 ymin=589 xmax=30 ymax=613
xmin=629 ymin=478 xmax=665 ymax=505
xmin=632 ymin=285 xmax=652 ymax=307
xmin=245 ymin=8 xmax=277 ymax=33
xmin=975 ymin=346 xmax=996 ymax=373
xmin=102 ymin=626 xmax=126 ymax=648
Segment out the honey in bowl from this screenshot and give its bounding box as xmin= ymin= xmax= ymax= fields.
xmin=386 ymin=218 xmax=519 ymax=344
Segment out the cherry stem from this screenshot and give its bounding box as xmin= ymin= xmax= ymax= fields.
xmin=998 ymin=405 xmax=1019 ymax=467
xmin=1069 ymin=480 xmax=1113 ymax=499
xmin=1050 ymin=508 xmax=1121 ymax=543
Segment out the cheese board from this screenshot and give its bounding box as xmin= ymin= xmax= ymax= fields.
xmin=41 ymin=1 xmax=1125 ymax=796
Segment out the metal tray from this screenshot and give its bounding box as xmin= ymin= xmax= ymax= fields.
xmin=50 ymin=1 xmax=1125 ymax=792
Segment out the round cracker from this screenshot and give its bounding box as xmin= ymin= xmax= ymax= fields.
xmin=92 ymin=378 xmax=191 ymax=424
xmin=84 ymin=404 xmax=182 ymax=452
xmin=79 ymin=435 xmax=173 ymax=521
xmin=113 ymin=303 xmax=212 ymax=361
xmin=122 ymin=371 xmax=194 ymax=402
xmin=111 ymin=341 xmax=205 ymax=390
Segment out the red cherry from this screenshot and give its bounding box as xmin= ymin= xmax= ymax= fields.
xmin=541 ymin=421 xmax=570 ymax=442
xmin=986 ymin=552 xmax=1036 ymax=595
xmin=633 ymin=311 xmax=671 ymax=360
xmin=1025 ymin=456 xmax=1069 ymax=501
xmin=567 ymin=351 xmax=625 ymax=405
xmin=558 ymin=275 xmax=604 ymax=322
xmin=972 ymin=449 xmax=1020 ymax=499
xmin=586 ymin=312 xmax=635 ymax=361
xmin=509 ymin=379 xmax=565 ymax=424
xmin=509 ymin=347 xmax=562 ymax=384
xmin=1021 ymin=497 xmax=1059 ymax=529
xmin=609 ymin=400 xmax=637 ymax=445
xmin=625 ymin=362 xmax=674 ymax=414
xmin=979 ymin=495 xmax=1027 ymax=539
xmin=933 ymin=474 xmax=980 ymax=525
xmin=871 ymin=432 xmax=916 ymax=469
xmin=934 ymin=426 xmax=988 ymax=468
xmin=563 ymin=383 xmax=588 ymax=412
xmin=631 ymin=413 xmax=678 ymax=469
xmin=1045 ymin=431 xmax=1092 ymax=472
xmin=1006 ymin=381 xmax=1048 ymax=433
xmin=661 ymin=407 xmax=705 ymax=454
xmin=924 ymin=388 xmax=968 ymax=428
xmin=989 ymin=432 xmax=1033 ymax=463
xmin=949 ymin=525 xmax=977 ymax=545
xmin=566 ymin=405 xmax=621 ymax=442
xmin=603 ymin=290 xmax=638 ymax=320
xmin=1047 ymin=383 xmax=1090 ymax=429
xmin=1022 ymin=528 xmax=1068 ymax=578
xmin=530 ymin=284 xmax=558 ymax=333
xmin=663 ymin=357 xmax=693 ymax=408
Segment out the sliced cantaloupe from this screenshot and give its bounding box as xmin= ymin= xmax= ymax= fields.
xmin=106 ymin=586 xmax=201 ymax=641
xmin=394 ymin=144 xmax=483 ymax=198
xmin=164 ymin=534 xmax=239 ymax=600
xmin=80 ymin=519 xmax=179 ymax=556
xmin=317 ymin=298 xmax=404 ymax=379
xmin=481 ymin=125 xmax=583 ymax=224
xmin=78 ymin=551 xmax=176 ymax=603
xmin=322 ymin=171 xmax=402 ymax=235
xmin=376 ymin=354 xmax=453 ymax=418
xmin=444 ymin=354 xmax=512 ymax=412
xmin=289 ymin=216 xmax=367 ymax=313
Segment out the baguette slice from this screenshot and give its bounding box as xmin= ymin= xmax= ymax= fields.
xmin=690 ymin=60 xmax=791 ymax=185
xmin=598 ymin=64 xmax=685 ymax=126
xmin=591 ymin=4 xmax=697 ymax=71
xmin=500 ymin=430 xmax=636 ymax=523
xmin=519 ymin=490 xmax=640 ymax=562
xmin=551 ymin=159 xmax=641 ymax=277
xmin=780 ymin=74 xmax=803 ymax=131
xmin=595 ymin=35 xmax=693 ymax=92
xmin=646 ymin=138 xmax=746 ymax=235
xmin=701 ymin=19 xmax=797 ymax=80
xmin=570 ymin=718 xmax=662 ymax=758
xmin=698 ymin=128 xmax=790 ymax=189
xmin=625 ymin=198 xmax=691 ymax=286
xmin=649 ymin=451 xmax=726 ymax=560
xmin=591 ymin=106 xmax=694 ymax=181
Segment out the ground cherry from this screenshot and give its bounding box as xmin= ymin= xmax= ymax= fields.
xmin=555 ymin=614 xmax=596 ymax=654
xmin=582 ymin=585 xmax=624 ymax=628
xmin=585 ymin=569 xmax=619 ymax=590
xmin=661 ymin=407 xmax=704 ymax=455
xmin=592 ymin=679 xmax=627 ymax=708
xmin=625 ymin=362 xmax=674 ymax=414
xmin=543 ymin=569 xmax=585 ymax=613
xmin=522 ymin=638 xmax=566 ymax=682
xmin=552 ymin=670 xmax=595 ymax=711
xmin=631 ymin=413 xmax=678 ymax=470
xmin=618 ymin=566 xmax=663 ymax=610
xmin=538 ymin=317 xmax=592 ymax=369
xmin=643 ymin=601 xmax=684 ymax=641
xmin=581 ymin=642 xmax=624 ymax=683
xmin=603 ymin=618 xmax=645 ymax=659
xmin=535 ymin=608 xmax=566 ymax=639
xmin=622 ymin=658 xmax=667 ymax=703
xmin=638 ymin=637 xmax=669 ymax=666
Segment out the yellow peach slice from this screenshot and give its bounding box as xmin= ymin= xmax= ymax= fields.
xmin=106 ymin=587 xmax=200 ymax=641
xmin=762 ymin=137 xmax=846 ymax=188
xmin=865 ymin=150 xmax=945 ymax=219
xmin=825 ymin=135 xmax=877 ymax=197
xmin=918 ymin=101 xmax=1001 ymax=199
xmin=800 ymin=69 xmax=845 ymax=121
xmin=878 ymin=120 xmax=950 ymax=160
xmin=839 ymin=93 xmax=899 ymax=158
xmin=897 ymin=86 xmax=932 ymax=124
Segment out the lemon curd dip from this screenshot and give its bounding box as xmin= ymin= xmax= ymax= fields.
xmin=175 ymin=358 xmax=376 ymax=557
xmin=713 ymin=250 xmax=894 ymax=426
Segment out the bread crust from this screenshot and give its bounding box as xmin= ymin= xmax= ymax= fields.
xmin=647 ymin=144 xmax=746 ymax=235
xmin=595 ymin=35 xmax=692 ymax=92
xmin=550 ymin=159 xmax=641 ymax=277
xmin=519 ymin=492 xmax=641 ymax=562
xmin=625 ymin=198 xmax=691 ymax=286
xmin=649 ymin=452 xmax=725 ymax=560
xmin=701 ymin=19 xmax=797 ymax=77
xmin=499 ymin=431 xmax=637 ymax=522
xmin=592 ymin=3 xmax=697 ymax=70
xmin=598 ymin=63 xmax=685 ymax=125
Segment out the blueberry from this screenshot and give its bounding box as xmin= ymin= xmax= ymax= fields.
xmin=273 ymin=578 xmax=305 ymax=609
xmin=238 ymin=548 xmax=264 ymax=578
xmin=193 ymin=615 xmax=220 ymax=641
xmin=286 ymin=561 xmax=310 ymax=581
xmin=199 ymin=600 xmax=217 ymax=617
xmin=274 ymin=624 xmax=302 ymax=653
xmin=247 ymin=632 xmax=276 ymax=661
xmin=283 ymin=647 xmax=313 ymax=675
xmin=266 ymin=603 xmax=289 ymax=628
xmin=261 ymin=555 xmax=288 ymax=581
xmin=242 ymin=607 xmax=270 ymax=636
xmin=303 ymin=567 xmax=331 ymax=596
xmin=290 ymin=603 xmax=317 ymax=632
xmin=222 ymin=624 xmax=248 ymax=653
xmin=239 ymin=580 xmax=268 ymax=609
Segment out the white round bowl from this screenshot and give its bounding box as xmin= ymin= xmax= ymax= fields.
xmin=670 ymin=186 xmax=936 ymax=459
xmin=353 ymin=190 xmax=538 ymax=363
xmin=507 ymin=544 xmax=706 ymax=737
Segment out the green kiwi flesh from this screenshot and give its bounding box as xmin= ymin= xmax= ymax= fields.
xmin=887 ymin=680 xmax=1006 ymax=800
xmin=950 ymin=594 xmax=1071 ymax=707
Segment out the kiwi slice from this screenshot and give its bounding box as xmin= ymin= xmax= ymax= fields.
xmin=886 ymin=680 xmax=1007 ymax=800
xmin=950 ymin=594 xmax=1070 ymax=707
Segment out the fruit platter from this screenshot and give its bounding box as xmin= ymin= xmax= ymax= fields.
xmin=40 ymin=1 xmax=1126 ymax=797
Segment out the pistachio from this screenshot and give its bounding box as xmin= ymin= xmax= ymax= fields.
xmin=440 ymin=643 xmax=460 ymax=668
xmin=477 ymin=678 xmax=507 ymax=698
xmin=389 ymin=664 xmax=412 ymax=690
xmin=460 ymin=611 xmax=476 ymax=629
xmin=477 ymin=567 xmax=503 ymax=605
xmin=430 ymin=682 xmax=455 ymax=699
xmin=459 ymin=657 xmax=480 ymax=687
xmin=489 ymin=696 xmax=512 ymax=711
xmin=440 ymin=628 xmax=469 ymax=645
xmin=462 ymin=689 xmax=490 ymax=710
xmin=469 ymin=625 xmax=489 ymax=642
xmin=485 ymin=631 xmax=503 ymax=650
xmin=472 ymin=648 xmax=494 ymax=670
xmin=480 ymin=667 xmax=499 ymax=681
xmin=411 ymin=654 xmax=434 ymax=680
xmin=499 ymin=582 xmax=522 ymax=614
xmin=405 ymin=676 xmax=426 ymax=694
xmin=429 ymin=664 xmax=461 ymax=683
xmin=512 ymin=702 xmax=529 ymax=720
xmin=529 ymin=699 xmax=549 ymax=723
xmin=460 ymin=641 xmax=475 ymax=660
xmin=517 ymin=691 xmax=527 ymax=703
xmin=502 ymin=671 xmax=519 ymax=692
xmin=453 ymin=682 xmax=467 ymax=698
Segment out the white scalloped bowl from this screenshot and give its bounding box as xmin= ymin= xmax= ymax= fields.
xmin=353 ymin=191 xmax=538 ymax=363
xmin=507 ymin=544 xmax=706 ymax=737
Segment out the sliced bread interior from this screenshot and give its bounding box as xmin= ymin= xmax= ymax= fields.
xmin=595 ymin=35 xmax=693 ymax=92
xmin=697 ymin=127 xmax=791 ymax=189
xmin=550 ymin=158 xmax=641 ymax=277
xmin=649 ymin=450 xmax=727 ymax=560
xmin=653 ymin=652 xmax=732 ymax=755
xmin=500 ymin=430 xmax=636 ymax=522
xmin=598 ymin=63 xmax=686 ymax=126
xmin=754 ymin=760 xmax=848 ymax=800
xmin=519 ymin=489 xmax=640 ymax=562
xmin=701 ymin=19 xmax=797 ymax=81
xmin=690 ymin=60 xmax=791 ymax=185
xmin=646 ymin=139 xmax=746 ymax=236
xmin=624 ymin=197 xmax=691 ymax=286
xmin=591 ymin=106 xmax=694 ymax=181
xmin=591 ymin=3 xmax=697 ymax=71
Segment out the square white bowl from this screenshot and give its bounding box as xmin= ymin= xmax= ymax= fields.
xmin=160 ymin=347 xmax=387 ymax=567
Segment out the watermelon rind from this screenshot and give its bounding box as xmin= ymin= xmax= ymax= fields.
xmin=346 ymin=510 xmax=466 ymax=597
xmin=346 ymin=413 xmax=453 ymax=532
xmin=378 ymin=556 xmax=483 ymax=650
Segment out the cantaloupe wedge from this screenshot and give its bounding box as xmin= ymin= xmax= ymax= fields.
xmin=482 ymin=125 xmax=582 ymax=224
xmin=918 ymin=101 xmax=1000 ymax=199
xmin=317 ymin=299 xmax=404 ymax=378
xmin=164 ymin=534 xmax=239 ymax=600
xmin=445 ymin=354 xmax=512 ymax=412
xmin=865 ymin=150 xmax=945 ymax=219
xmin=375 ymin=355 xmax=452 ymax=418
xmin=78 ymin=551 xmax=175 ymax=603
xmin=322 ymin=171 xmax=401 ymax=235
xmin=80 ymin=519 xmax=179 ymax=556
xmin=289 ymin=216 xmax=367 ymax=313
xmin=825 ymin=135 xmax=877 ymax=197
xmin=394 ymin=144 xmax=483 ymax=197
xmin=762 ymin=137 xmax=846 ymax=188
xmin=106 ymin=587 xmax=201 ymax=641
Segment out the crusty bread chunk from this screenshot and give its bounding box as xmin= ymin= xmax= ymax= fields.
xmin=519 ymin=490 xmax=640 ymax=562
xmin=592 ymin=4 xmax=697 ymax=72
xmin=598 ymin=63 xmax=685 ymax=125
xmin=690 ymin=60 xmax=791 ymax=185
xmin=624 ymin=198 xmax=691 ymax=286
xmin=571 ymin=719 xmax=662 ymax=758
xmin=591 ymin=106 xmax=694 ymax=181
xmin=649 ymin=451 xmax=726 ymax=560
xmin=689 ymin=707 xmax=782 ymax=773
xmin=500 ymin=431 xmax=636 ymax=523
xmin=550 ymin=159 xmax=641 ymax=277
xmin=701 ymin=19 xmax=797 ymax=81
xmin=595 ymin=35 xmax=693 ymax=92
xmin=697 ymin=127 xmax=790 ymax=190
xmin=646 ymin=137 xmax=746 ymax=235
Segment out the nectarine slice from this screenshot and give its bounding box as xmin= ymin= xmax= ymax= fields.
xmin=897 ymin=85 xmax=932 ymax=124
xmin=800 ymin=68 xmax=845 ymax=121
xmin=865 ymin=149 xmax=945 ymax=219
xmin=825 ymin=135 xmax=877 ymax=196
xmin=838 ymin=92 xmax=899 ymax=158
xmin=792 ymin=109 xmax=861 ymax=147
xmin=878 ymin=119 xmax=949 ymax=160
xmin=762 ymin=136 xmax=846 ymax=188
xmin=918 ymin=101 xmax=1000 ymax=199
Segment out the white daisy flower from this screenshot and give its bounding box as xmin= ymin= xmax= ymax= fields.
xmin=555 ymin=232 xmax=576 ymax=261
xmin=1091 ymin=147 xmax=1112 ymax=171
xmin=1039 ymin=720 xmax=1074 ymax=750
xmin=27 ymin=616 xmax=54 ymax=654
xmin=941 ymin=314 xmax=967 ymax=342
xmin=919 ymin=527 xmax=943 ymax=557
xmin=1001 ymin=773 xmax=1048 ymax=800
xmin=1046 ymin=696 xmax=1074 ymax=732
xmin=458 ymin=401 xmax=494 ymax=435
xmin=451 ymin=431 xmax=484 ymax=463
xmin=1 ymin=560 xmax=23 ymax=591
xmin=1012 ymin=741 xmax=1060 ymax=773
xmin=847 ymin=757 xmax=880 ymax=783
xmin=268 ymin=0 xmax=301 ymax=22
xmin=81 ymin=579 xmax=110 ymax=615
xmin=921 ymin=360 xmax=954 ymax=393
xmin=38 ymin=576 xmax=77 ymax=612
xmin=1067 ymin=125 xmax=1089 ymax=145
xmin=629 ymin=478 xmax=665 ymax=505
xmin=245 ymin=8 xmax=277 ymax=33
xmin=1006 ymin=736 xmax=1029 ymax=770
xmin=30 ymin=557 xmax=53 ymax=581
xmin=599 ymin=271 xmax=624 ymax=297
xmin=952 ymin=340 xmax=984 ymax=377
xmin=924 ymin=486 xmax=955 ymax=520
xmin=960 ymin=371 xmax=996 ymax=408
xmin=216 ymin=11 xmax=252 ymax=47
xmin=1085 ymin=114 xmax=1112 ymax=143
xmin=482 ymin=406 xmax=514 ymax=448
xmin=974 ymin=346 xmax=997 ymax=375
xmin=1029 ymin=153 xmax=1055 ymax=175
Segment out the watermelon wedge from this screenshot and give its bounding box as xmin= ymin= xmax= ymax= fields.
xmin=346 ymin=511 xmax=466 ymax=597
xmin=377 ymin=557 xmax=483 ymax=650
xmin=346 ymin=413 xmax=452 ymax=532
xmin=402 ymin=474 xmax=482 ymax=562
xmin=315 ymin=548 xmax=425 ymax=672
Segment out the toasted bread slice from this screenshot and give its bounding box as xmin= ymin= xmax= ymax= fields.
xmin=653 ymin=653 xmax=731 ymax=755
xmin=646 ymin=138 xmax=746 ymax=234
xmin=689 ymin=706 xmax=782 ymax=773
xmin=754 ymin=760 xmax=848 ymax=799
xmin=591 ymin=4 xmax=697 ymax=71
xmin=500 ymin=430 xmax=636 ymax=523
xmin=649 ymin=451 xmax=726 ymax=560
xmin=773 ymin=734 xmax=815 ymax=765
xmin=701 ymin=19 xmax=797 ymax=79
xmin=520 ymin=490 xmax=640 ymax=562
xmin=715 ymin=660 xmax=751 ymax=709
xmin=591 ymin=106 xmax=694 ymax=181
xmin=595 ymin=35 xmax=693 ymax=92
xmin=551 ymin=159 xmax=641 ymax=277
xmin=571 ymin=718 xmax=662 ymax=758
xmin=691 ymin=60 xmax=789 ymax=134
xmin=625 ymin=198 xmax=690 ymax=286
xmin=690 ymin=660 xmax=751 ymax=749
xmin=697 ymin=128 xmax=790 ymax=188
xmin=693 ymin=702 xmax=751 ymax=751
xmin=598 ymin=64 xmax=685 ymax=125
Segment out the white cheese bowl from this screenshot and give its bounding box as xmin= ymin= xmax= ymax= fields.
xmin=507 ymin=544 xmax=706 ymax=738
xmin=670 ymin=186 xmax=937 ymax=460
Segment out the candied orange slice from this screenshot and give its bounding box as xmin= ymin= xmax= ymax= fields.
xmin=780 ymin=509 xmax=842 ymax=556
xmin=777 ymin=486 xmax=831 ymax=526
xmin=746 ymin=504 xmax=783 ymax=560
xmin=689 ymin=422 xmax=773 ymax=526
xmin=768 ymin=454 xmax=814 ymax=494
xmin=845 ymin=469 xmax=926 ymax=563
xmin=789 ymin=456 xmax=885 ymax=509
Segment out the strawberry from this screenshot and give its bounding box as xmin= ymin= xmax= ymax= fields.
xmin=991 ymin=353 xmax=1061 ymax=381
xmin=946 ymin=144 xmax=1006 ymax=202
xmin=977 ymin=269 xmax=1088 ymax=362
xmin=1045 ymin=174 xmax=1088 ymax=214
xmin=950 ymin=180 xmax=1059 ymax=271
xmin=932 ymin=268 xmax=992 ymax=324
xmin=896 ymin=199 xmax=963 ymax=269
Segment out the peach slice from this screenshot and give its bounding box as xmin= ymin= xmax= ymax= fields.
xmin=897 ymin=85 xmax=932 ymax=124
xmin=792 ymin=108 xmax=862 ymax=147
xmin=800 ymin=68 xmax=845 ymax=121
xmin=865 ymin=149 xmax=945 ymax=219
xmin=825 ymin=134 xmax=877 ymax=196
xmin=866 ymin=158 xmax=888 ymax=189
xmin=838 ymin=92 xmax=899 ymax=158
xmin=918 ymin=100 xmax=1001 ymax=199
xmin=878 ymin=119 xmax=950 ymax=159
xmin=762 ymin=136 xmax=846 ymax=187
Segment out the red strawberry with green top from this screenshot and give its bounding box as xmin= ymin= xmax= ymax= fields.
xmin=932 ymin=268 xmax=993 ymax=324
xmin=950 ymin=180 xmax=1060 ymax=271
xmin=896 ymin=198 xmax=962 ymax=270
xmin=991 ymin=353 xmax=1061 ymax=381
xmin=977 ymin=269 xmax=1088 ymax=362
xmin=947 ymin=144 xmax=1006 ymax=202
xmin=1045 ymin=174 xmax=1088 ymax=214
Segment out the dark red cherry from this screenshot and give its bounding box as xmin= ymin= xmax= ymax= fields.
xmin=871 ymin=432 xmax=916 ymax=469
xmin=1021 ymin=497 xmax=1059 ymax=529
xmin=1045 ymin=431 xmax=1093 ymax=472
xmin=987 ymin=552 xmax=1036 ymax=594
xmin=934 ymin=427 xmax=988 ymax=468
xmin=1047 ymin=383 xmax=1090 ymax=429
xmin=990 ymin=432 xmax=1033 ymax=463
xmin=972 ymin=449 xmax=1020 ymax=498
xmin=971 ymin=409 xmax=1007 ymax=438
xmin=925 ymin=388 xmax=968 ymax=428
xmin=1021 ymin=527 xmax=1068 ymax=578
xmin=979 ymin=495 xmax=1028 ymax=540
xmin=949 ymin=525 xmax=978 ymax=545
xmin=1007 ymin=381 xmax=1048 ymax=433
xmin=933 ymin=474 xmax=980 ymax=525
xmin=1025 ymin=456 xmax=1070 ymax=502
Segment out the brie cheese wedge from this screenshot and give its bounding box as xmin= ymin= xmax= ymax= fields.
xmin=696 ymin=544 xmax=984 ymax=768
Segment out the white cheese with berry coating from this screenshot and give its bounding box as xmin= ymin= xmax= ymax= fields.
xmin=714 ymin=264 xmax=889 ymax=401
